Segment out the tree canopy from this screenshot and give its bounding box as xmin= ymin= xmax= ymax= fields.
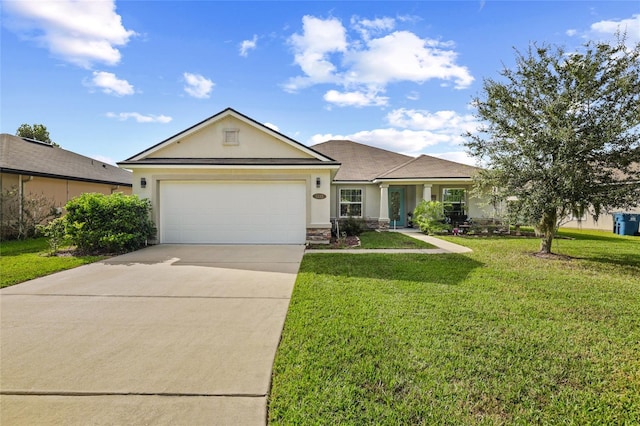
xmin=16 ymin=123 xmax=58 ymax=146
xmin=465 ymin=38 xmax=640 ymax=254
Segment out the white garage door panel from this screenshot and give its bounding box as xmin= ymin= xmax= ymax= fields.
xmin=160 ymin=181 xmax=306 ymax=244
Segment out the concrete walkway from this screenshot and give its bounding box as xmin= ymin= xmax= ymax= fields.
xmin=0 ymin=244 xmax=305 ymax=425
xmin=307 ymin=229 xmax=472 ymax=254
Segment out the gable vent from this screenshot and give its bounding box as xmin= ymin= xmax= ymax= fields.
xmin=223 ymin=128 xmax=239 ymax=146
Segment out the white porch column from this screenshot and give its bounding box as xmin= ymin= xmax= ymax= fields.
xmin=422 ymin=184 xmax=433 ymax=202
xmin=379 ymin=184 xmax=390 ymax=221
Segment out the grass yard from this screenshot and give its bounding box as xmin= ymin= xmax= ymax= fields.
xmin=269 ymin=229 xmax=640 ymax=424
xmin=0 ymin=238 xmax=104 ymax=288
xmin=358 ymin=231 xmax=436 ymax=249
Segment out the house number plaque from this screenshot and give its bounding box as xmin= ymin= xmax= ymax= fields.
xmin=312 ymin=193 xmax=327 ymax=199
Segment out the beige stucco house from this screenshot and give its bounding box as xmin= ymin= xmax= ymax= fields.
xmin=119 ymin=108 xmax=340 ymax=244
xmin=0 ymin=133 xmax=132 ymax=208
xmin=120 ymin=108 xmax=489 ymax=244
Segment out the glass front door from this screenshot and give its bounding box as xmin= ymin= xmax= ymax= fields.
xmin=388 ymin=188 xmax=405 ymax=227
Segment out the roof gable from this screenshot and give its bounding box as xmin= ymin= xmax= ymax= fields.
xmin=0 ymin=134 xmax=132 ymax=186
xmin=126 ymin=108 xmax=334 ymax=162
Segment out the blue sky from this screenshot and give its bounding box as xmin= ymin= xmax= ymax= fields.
xmin=1 ymin=1 xmax=638 ymax=166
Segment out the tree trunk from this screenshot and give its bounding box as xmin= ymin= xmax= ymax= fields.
xmin=536 ymin=209 xmax=557 ymax=254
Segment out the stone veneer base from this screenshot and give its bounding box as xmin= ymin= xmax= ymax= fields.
xmin=306 ymin=227 xmax=332 ymax=244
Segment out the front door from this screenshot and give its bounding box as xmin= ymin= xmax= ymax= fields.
xmin=388 ymin=188 xmax=405 ymax=227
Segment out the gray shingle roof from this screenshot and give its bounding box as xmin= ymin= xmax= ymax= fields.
xmin=0 ymin=134 xmax=132 ymax=186
xmin=380 ymin=154 xmax=480 ymax=179
xmin=312 ymin=140 xmax=412 ymax=181
xmin=312 ymin=140 xmax=480 ymax=181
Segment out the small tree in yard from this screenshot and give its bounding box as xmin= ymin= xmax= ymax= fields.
xmin=65 ymin=193 xmax=155 ymax=254
xmin=37 ymin=217 xmax=67 ymax=255
xmin=466 ymin=38 xmax=640 ymax=254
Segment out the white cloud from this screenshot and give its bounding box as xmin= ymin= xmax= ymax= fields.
xmin=310 ymin=107 xmax=478 ymax=157
xmin=344 ymin=31 xmax=474 ymax=89
xmin=263 ymin=122 xmax=280 ymax=131
xmin=284 ymin=15 xmax=474 ymax=104
xmin=386 ymin=108 xmax=478 ymax=135
xmin=240 ymin=35 xmax=258 ymax=57
xmin=88 ymin=71 xmax=134 ymax=96
xmin=284 ymin=15 xmax=348 ymax=91
xmin=90 ymin=154 xmax=117 ymax=166
xmin=323 ymin=89 xmax=389 ymax=107
xmin=311 ymin=128 xmax=452 ymax=156
xmin=569 ymin=14 xmax=640 ymax=49
xmin=430 ymin=151 xmax=478 ymax=166
xmin=3 ymin=0 xmax=136 ymax=68
xmin=183 ymin=72 xmax=214 ymax=98
xmin=106 ymin=112 xmax=172 ymax=123
xmin=590 ymin=14 xmax=640 ymax=47
xmin=351 ymin=16 xmax=395 ymax=40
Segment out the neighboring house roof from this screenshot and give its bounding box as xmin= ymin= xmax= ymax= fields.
xmin=312 ymin=139 xmax=480 ymax=182
xmin=0 ymin=133 xmax=132 ymax=186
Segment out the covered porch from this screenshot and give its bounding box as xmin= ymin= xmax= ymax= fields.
xmin=378 ymin=182 xmax=474 ymax=229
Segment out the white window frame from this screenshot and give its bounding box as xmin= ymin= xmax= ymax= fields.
xmin=339 ymin=188 xmax=363 ymax=218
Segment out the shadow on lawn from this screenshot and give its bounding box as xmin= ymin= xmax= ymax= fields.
xmin=300 ymin=253 xmax=483 ymax=286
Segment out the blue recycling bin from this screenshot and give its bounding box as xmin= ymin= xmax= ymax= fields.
xmin=613 ymin=213 xmax=639 ymax=236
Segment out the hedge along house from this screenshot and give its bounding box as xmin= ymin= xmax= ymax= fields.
xmin=118 ymin=108 xmax=340 ymax=244
xmin=311 ymin=140 xmax=485 ymax=230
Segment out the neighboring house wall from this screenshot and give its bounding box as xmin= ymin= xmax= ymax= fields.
xmin=1 ymin=173 xmax=131 ymax=209
xmin=562 ymin=206 xmax=640 ymax=232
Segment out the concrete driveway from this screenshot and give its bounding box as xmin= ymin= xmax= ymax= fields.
xmin=0 ymin=244 xmax=304 ymax=425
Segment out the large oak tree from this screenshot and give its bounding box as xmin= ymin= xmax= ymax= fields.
xmin=466 ymin=39 xmax=640 ymax=254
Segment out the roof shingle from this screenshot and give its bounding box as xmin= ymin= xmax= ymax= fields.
xmin=0 ymin=134 xmax=132 ymax=186
xmin=312 ymin=140 xmax=480 ymax=181
xmin=312 ymin=140 xmax=412 ymax=181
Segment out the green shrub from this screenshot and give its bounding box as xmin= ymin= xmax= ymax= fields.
xmin=413 ymin=201 xmax=451 ymax=235
xmin=65 ymin=193 xmax=155 ymax=254
xmin=339 ymin=216 xmax=366 ymax=236
xmin=36 ymin=217 xmax=67 ymax=255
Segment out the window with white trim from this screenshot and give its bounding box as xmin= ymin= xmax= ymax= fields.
xmin=339 ymin=188 xmax=362 ymax=217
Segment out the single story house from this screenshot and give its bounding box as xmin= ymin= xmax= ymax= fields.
xmin=1 ymin=133 xmax=132 ymax=208
xmin=119 ymin=108 xmax=488 ymax=245
xmin=562 ymin=163 xmax=640 ymax=232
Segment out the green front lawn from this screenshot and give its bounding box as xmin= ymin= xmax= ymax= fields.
xmin=0 ymin=238 xmax=105 ymax=288
xmin=358 ymin=231 xmax=436 ymax=249
xmin=269 ymin=229 xmax=640 ymax=424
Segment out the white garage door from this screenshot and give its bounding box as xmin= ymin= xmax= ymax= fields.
xmin=160 ymin=181 xmax=306 ymax=244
